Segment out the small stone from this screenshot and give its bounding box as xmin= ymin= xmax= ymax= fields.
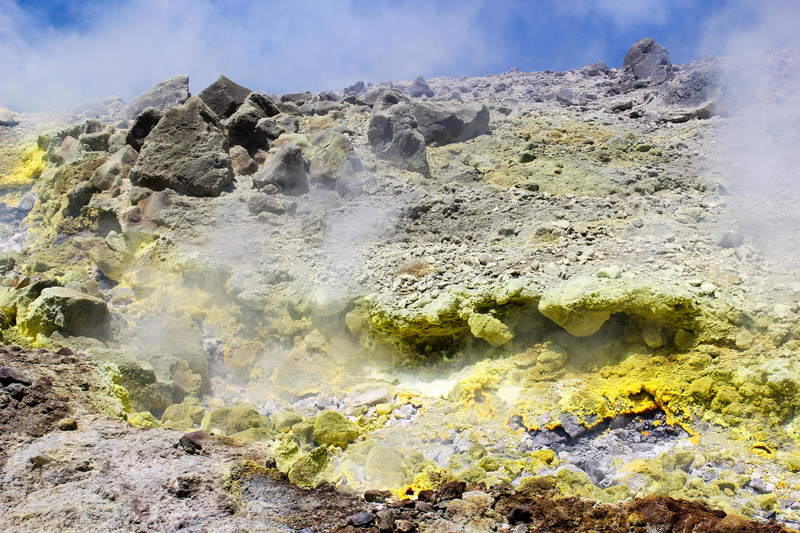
xmin=774 ymin=304 xmax=792 ymax=318
xmin=596 ymin=266 xmax=622 ymax=279
xmin=348 ymin=511 xmax=375 ymax=527
xmin=57 ymin=418 xmax=78 ymax=431
xmin=700 ymin=283 xmax=716 ymax=295
xmin=735 ymin=330 xmax=755 ymax=350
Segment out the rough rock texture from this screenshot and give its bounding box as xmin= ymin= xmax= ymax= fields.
xmin=622 ymin=37 xmax=673 ymax=83
xmin=198 ymin=75 xmax=252 ymax=120
xmin=252 ymin=142 xmax=309 ymax=195
xmin=18 ymin=287 xmax=111 ymax=341
xmin=126 ymin=74 xmax=191 ymax=120
xmin=129 ymin=96 xmax=232 ymax=196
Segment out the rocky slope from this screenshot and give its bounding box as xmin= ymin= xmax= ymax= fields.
xmin=1 ymin=38 xmax=800 ymax=532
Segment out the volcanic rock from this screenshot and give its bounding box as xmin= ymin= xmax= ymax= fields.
xmin=126 ymin=74 xmax=190 ymax=120
xmin=224 ymin=93 xmax=281 ymax=154
xmin=252 ymin=142 xmax=309 ymax=195
xmin=18 ymin=287 xmax=111 ymax=341
xmin=126 ymin=107 xmax=163 ymax=151
xmin=129 ymin=96 xmax=233 ymax=196
xmin=622 ymin=38 xmax=673 ymax=84
xmin=198 ymin=75 xmax=253 ymax=119
xmin=408 ymin=75 xmax=434 ymax=98
xmin=90 ymin=145 xmax=138 ymax=190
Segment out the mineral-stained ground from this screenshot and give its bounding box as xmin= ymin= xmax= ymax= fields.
xmin=2 ymin=39 xmax=800 ymax=532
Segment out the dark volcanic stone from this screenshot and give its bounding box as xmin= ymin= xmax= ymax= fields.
xmin=408 ymin=75 xmax=434 ymax=98
xmin=507 ymin=504 xmax=533 ymax=524
xmin=198 ymin=75 xmax=253 ymax=120
xmin=347 ymin=511 xmax=375 ymax=527
xmin=0 ymin=366 xmax=32 ymax=386
xmin=435 ymin=480 xmax=466 ymax=501
xmin=129 ymin=96 xmax=233 ymax=197
xmin=126 ymin=107 xmax=163 ymax=151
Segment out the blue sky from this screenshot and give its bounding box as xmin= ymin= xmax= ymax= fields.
xmin=0 ymin=0 xmax=797 ymax=113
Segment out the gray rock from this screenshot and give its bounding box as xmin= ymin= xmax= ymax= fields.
xmin=281 ymin=91 xmax=312 ymax=104
xmin=622 ymin=38 xmax=673 ymax=84
xmin=273 ymin=113 xmax=299 ymax=134
xmin=129 ymin=96 xmax=233 ymax=197
xmin=410 ymin=100 xmax=490 ymax=146
xmin=91 ymin=145 xmax=138 ymax=190
xmin=408 ymin=75 xmax=434 ymax=98
xmin=252 ymin=142 xmax=309 ymax=195
xmin=224 ymin=93 xmax=281 ymax=154
xmin=556 ymin=88 xmax=588 ymax=106
xmin=198 ymin=75 xmax=252 ymax=120
xmin=126 ymin=107 xmax=163 ymax=151
xmin=247 ymin=193 xmax=286 ymax=215
xmin=0 ymin=107 xmax=19 ymax=126
xmin=343 ymin=81 xmax=366 ymax=96
xmin=717 ymin=231 xmax=744 ymax=248
xmin=126 ymin=74 xmax=190 ymax=120
xmin=366 ymin=91 xmax=428 ymax=174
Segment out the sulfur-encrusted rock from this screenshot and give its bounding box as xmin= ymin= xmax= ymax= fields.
xmin=19 ymin=287 xmax=111 ymax=341
xmin=312 ymin=410 xmax=360 ymax=448
xmin=538 ymin=275 xmax=697 ymax=337
xmin=199 ymin=402 xmax=270 ymax=436
xmin=287 ymin=446 xmax=331 ymax=487
xmin=129 ymin=96 xmax=232 ymax=196
xmin=467 ymin=312 xmax=514 ymax=347
xmin=366 ymin=446 xmax=411 ymax=489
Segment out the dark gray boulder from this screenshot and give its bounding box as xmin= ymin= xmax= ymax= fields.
xmin=129 ymin=96 xmax=233 ymax=197
xmin=252 ymin=142 xmax=309 ymax=195
xmin=224 ymin=93 xmax=281 ymax=154
xmin=198 ymin=75 xmax=252 ymax=120
xmin=126 ymin=107 xmax=163 ymax=151
xmin=281 ymin=91 xmax=313 ymax=104
xmin=622 ymin=38 xmax=673 ymax=84
xmin=126 ymin=74 xmax=190 ymax=120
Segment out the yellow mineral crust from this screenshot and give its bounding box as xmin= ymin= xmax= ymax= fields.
xmin=0 ymin=141 xmax=46 ymax=204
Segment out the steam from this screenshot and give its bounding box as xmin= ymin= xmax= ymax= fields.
xmin=705 ymin=1 xmax=800 ymax=254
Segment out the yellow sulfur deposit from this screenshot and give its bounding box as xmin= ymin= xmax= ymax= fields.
xmin=0 ymin=142 xmax=46 ymax=204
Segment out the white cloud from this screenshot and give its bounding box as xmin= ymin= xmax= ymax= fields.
xmin=0 ymin=0 xmax=495 ymax=113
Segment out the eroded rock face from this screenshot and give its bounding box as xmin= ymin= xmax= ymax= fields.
xmin=367 ymin=89 xmax=490 ymax=174
xmin=538 ymin=275 xmax=697 ymax=337
xmin=129 ymin=96 xmax=233 ymax=196
xmin=126 ymin=74 xmax=190 ymax=120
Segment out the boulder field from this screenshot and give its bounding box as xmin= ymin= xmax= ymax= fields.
xmin=1 ymin=39 xmax=800 ymax=532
